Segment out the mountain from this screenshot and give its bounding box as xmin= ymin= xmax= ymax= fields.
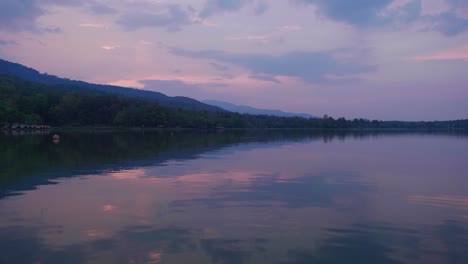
xmin=203 ymin=100 xmax=316 ymax=118
xmin=0 ymin=59 xmax=222 ymax=112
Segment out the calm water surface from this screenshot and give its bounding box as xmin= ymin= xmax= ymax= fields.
xmin=0 ymin=131 xmax=467 ymax=264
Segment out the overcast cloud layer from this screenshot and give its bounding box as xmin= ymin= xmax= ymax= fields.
xmin=0 ymin=0 xmax=467 ymax=120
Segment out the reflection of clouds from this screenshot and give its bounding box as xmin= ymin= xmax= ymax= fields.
xmin=147 ymin=251 xmax=162 ymax=264
xmin=408 ymin=195 xmax=468 ymax=210
xmin=285 ymin=223 xmax=415 ymax=264
xmin=2 ymin=132 xmax=467 ymax=263
xmin=0 ymin=217 xmax=466 ymax=263
xmin=201 ymin=238 xmax=268 ymax=264
xmin=172 ymin=171 xmax=270 ymax=186
xmin=103 ymin=204 xmax=117 ymax=211
xmin=0 ymin=225 xmax=195 ymax=264
xmin=83 ymin=229 xmax=107 ymax=238
xmin=201 ymin=227 xmax=220 ymax=239
xmin=433 ymin=220 xmax=468 ymax=263
xmin=172 ymin=172 xmax=372 ymax=209
xmin=106 ymin=169 xmax=147 ymax=180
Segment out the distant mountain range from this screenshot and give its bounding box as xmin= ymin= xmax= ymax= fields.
xmin=0 ymin=59 xmax=222 ymax=112
xmin=204 ymin=100 xmax=316 ymax=118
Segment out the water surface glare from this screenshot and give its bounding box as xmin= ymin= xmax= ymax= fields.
xmin=0 ymin=131 xmax=467 ymax=264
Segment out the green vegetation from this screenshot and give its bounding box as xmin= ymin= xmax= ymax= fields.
xmin=1 ymin=75 xmax=467 ymax=129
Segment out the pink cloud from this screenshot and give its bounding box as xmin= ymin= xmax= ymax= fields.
xmin=102 ymin=205 xmax=117 ymax=211
xmin=420 ymin=0 xmax=452 ymax=16
xmin=225 ymin=25 xmax=301 ymax=42
xmin=79 ymin=23 xmax=108 ymax=29
xmin=109 ymin=72 xmax=299 ymax=95
xmin=406 ymin=45 xmax=468 ymax=61
xmin=106 ymin=169 xmax=146 ymax=179
xmin=225 ymin=34 xmax=270 ymax=41
xmin=101 ymin=45 xmax=119 ymax=50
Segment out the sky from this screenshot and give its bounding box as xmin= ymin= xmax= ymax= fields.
xmin=0 ymin=0 xmax=467 ymax=121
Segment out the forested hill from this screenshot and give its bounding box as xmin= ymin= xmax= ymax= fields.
xmin=0 ymin=59 xmax=222 ymax=112
xmin=1 ymin=75 xmax=468 ymax=129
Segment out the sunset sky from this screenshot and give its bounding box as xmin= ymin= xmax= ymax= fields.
xmin=0 ymin=0 xmax=467 ymax=120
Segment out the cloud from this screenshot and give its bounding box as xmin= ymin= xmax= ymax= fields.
xmin=292 ymin=0 xmax=393 ymax=26
xmin=449 ymin=0 xmax=468 ymax=9
xmin=225 ymin=34 xmax=269 ymax=41
xmin=384 ymin=0 xmax=468 ymax=36
xmin=249 ymin=74 xmax=282 ymax=84
xmin=170 ymin=47 xmax=375 ymax=83
xmin=224 ymin=25 xmax=301 ymax=42
xmin=116 ymin=4 xmax=193 ymax=31
xmin=42 ymin=26 xmax=62 ymax=33
xmin=210 ymin=62 xmax=230 ymax=71
xmin=254 ymin=1 xmax=268 ymax=15
xmin=139 ymin=79 xmax=225 ymax=98
xmin=38 ymin=0 xmax=86 ymax=7
xmin=200 ymin=0 xmax=250 ymax=17
xmin=101 ymin=45 xmax=119 ymax=50
xmin=199 ymin=0 xmax=268 ymax=18
xmin=406 ymin=45 xmax=468 ymax=61
xmin=292 ymin=0 xmax=468 ymax=36
xmin=424 ymin=11 xmax=468 ymax=36
xmin=0 ymin=40 xmax=18 ymax=46
xmin=0 ymin=0 xmax=87 ymax=32
xmin=0 ymin=0 xmax=44 ymax=32
xmin=79 ymin=23 xmax=108 ymax=29
xmin=87 ymin=3 xmax=117 ymax=15
xmin=385 ymin=0 xmax=422 ymax=25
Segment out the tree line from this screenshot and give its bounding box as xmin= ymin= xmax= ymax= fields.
xmin=1 ymin=75 xmax=467 ymax=129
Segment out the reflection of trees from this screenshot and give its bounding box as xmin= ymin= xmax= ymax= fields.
xmin=0 ymin=130 xmax=424 ymax=198
xmin=0 ymin=130 xmax=320 ymax=197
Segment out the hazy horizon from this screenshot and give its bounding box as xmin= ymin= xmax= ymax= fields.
xmin=1 ymin=0 xmax=467 ymax=121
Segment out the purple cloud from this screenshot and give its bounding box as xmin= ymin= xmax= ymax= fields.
xmin=254 ymin=1 xmax=268 ymax=15
xmin=0 ymin=40 xmax=18 ymax=46
xmin=88 ymin=3 xmax=117 ymax=15
xmin=0 ymin=0 xmax=87 ymax=32
xmin=292 ymin=0 xmax=392 ymax=26
xmin=139 ymin=79 xmax=226 ymax=98
xmin=200 ymin=0 xmax=250 ymax=17
xmin=116 ymin=4 xmax=193 ymax=32
xmin=425 ymin=11 xmax=468 ymax=36
xmin=293 ymin=0 xmax=467 ymax=36
xmin=0 ymin=0 xmax=44 ymax=31
xmin=210 ymin=62 xmax=230 ymax=71
xmin=249 ymin=74 xmax=281 ymax=84
xmin=170 ymin=47 xmax=376 ymax=84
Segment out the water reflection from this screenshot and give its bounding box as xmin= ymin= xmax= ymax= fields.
xmin=284 ymin=223 xmax=419 ymax=264
xmin=171 ymin=172 xmax=372 ymax=209
xmin=432 ymin=221 xmax=468 ymax=263
xmin=0 ymin=130 xmax=467 ymax=263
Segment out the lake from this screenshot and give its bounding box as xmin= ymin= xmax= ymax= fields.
xmin=0 ymin=130 xmax=467 ymax=264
